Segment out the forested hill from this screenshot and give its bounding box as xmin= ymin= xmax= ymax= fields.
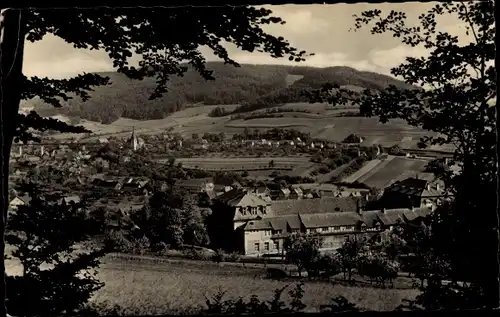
xmin=30 ymin=62 xmax=416 ymax=124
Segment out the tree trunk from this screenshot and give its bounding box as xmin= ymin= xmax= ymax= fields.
xmin=1 ymin=8 xmax=26 ymax=317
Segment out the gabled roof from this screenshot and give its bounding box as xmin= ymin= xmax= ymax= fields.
xmin=363 ymin=206 xmax=433 ymax=228
xmin=10 ymin=195 xmax=31 ymax=205
xmin=229 ymin=193 xmax=268 ymax=208
xmin=217 ymin=188 xmax=246 ymax=204
xmin=280 ymin=188 xmax=291 ymax=195
xmin=292 ymin=187 xmax=303 ymax=195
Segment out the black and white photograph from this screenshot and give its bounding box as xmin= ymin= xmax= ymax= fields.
xmin=0 ymin=1 xmax=497 ymax=316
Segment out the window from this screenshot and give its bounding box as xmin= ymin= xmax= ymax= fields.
xmin=262 ymin=207 xmax=267 ymax=215
xmin=315 ymin=228 xmax=322 ymax=233
xmin=264 ymin=242 xmax=269 ymax=251
xmin=274 ymin=240 xmax=279 ymax=251
xmin=264 ymin=230 xmax=272 ymax=236
xmin=254 ymin=243 xmax=260 ymax=252
xmin=333 ymin=226 xmax=341 ymax=231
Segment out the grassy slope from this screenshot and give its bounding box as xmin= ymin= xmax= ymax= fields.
xmin=95 ymin=258 xmax=418 ymax=314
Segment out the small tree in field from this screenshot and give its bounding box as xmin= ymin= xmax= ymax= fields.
xmin=5 ymin=185 xmax=109 ymax=316
xmin=283 ymin=233 xmax=322 ymax=277
xmin=337 ymin=236 xmax=364 ymax=284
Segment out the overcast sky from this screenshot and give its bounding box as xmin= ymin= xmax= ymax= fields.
xmin=23 ymin=2 xmax=470 ymax=79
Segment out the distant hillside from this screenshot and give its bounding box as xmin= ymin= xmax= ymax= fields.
xmin=30 ymin=62 xmax=416 ymax=124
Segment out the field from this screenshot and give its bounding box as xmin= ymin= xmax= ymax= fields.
xmin=162 ymin=157 xmax=313 ymax=173
xmin=93 ymin=258 xmax=418 ymax=314
xmin=47 ymin=104 xmax=448 ymax=152
xmin=341 ymin=158 xmax=387 ymax=183
xmin=355 ymin=157 xmax=430 ymax=189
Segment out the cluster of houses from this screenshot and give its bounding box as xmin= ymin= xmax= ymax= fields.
xmin=204 ymin=175 xmax=445 ymax=256
xmin=190 ymin=137 xmax=334 ymax=151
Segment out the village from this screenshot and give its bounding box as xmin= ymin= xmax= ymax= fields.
xmin=8 ymin=125 xmax=449 ymax=258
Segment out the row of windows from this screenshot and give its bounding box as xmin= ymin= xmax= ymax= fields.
xmin=239 ymin=206 xmax=267 ymax=216
xmin=310 ymin=225 xmax=356 ymax=233
xmin=254 ymin=241 xmax=279 ymax=252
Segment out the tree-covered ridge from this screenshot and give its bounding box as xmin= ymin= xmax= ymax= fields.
xmin=30 ymin=62 xmax=416 ymax=123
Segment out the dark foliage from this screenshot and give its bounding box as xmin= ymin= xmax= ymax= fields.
xmin=5 ymin=185 xmax=109 ymax=316
xmin=30 ymin=63 xmax=416 ymax=123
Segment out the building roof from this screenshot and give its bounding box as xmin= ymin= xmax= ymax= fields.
xmin=175 ymin=178 xmax=212 ymax=189
xmin=385 ymin=177 xmax=445 ymax=200
xmin=244 ymin=214 xmax=302 ymax=232
xmin=360 ymin=208 xmax=430 ymax=227
xmin=62 ymin=195 xmax=81 ymax=204
xmin=292 ymin=187 xmax=303 ymax=195
xmin=217 ymin=188 xmax=246 ymax=204
xmin=244 ymin=219 xmax=272 ymax=231
xmin=228 ymin=192 xmax=269 ymax=208
xmin=281 ymin=188 xmax=291 ymax=195
xmin=270 ymin=214 xmax=302 ymax=231
xmin=299 ymin=212 xmax=361 ymax=228
xmin=377 ymin=209 xmax=406 ymax=226
xmin=403 ymin=207 xmax=433 ymax=222
xmin=255 ymin=186 xmax=269 ymax=194
xmin=10 ymin=195 xmax=31 ymax=205
xmin=270 ymin=197 xmax=361 ymax=216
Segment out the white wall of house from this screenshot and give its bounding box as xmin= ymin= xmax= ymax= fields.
xmin=244 ymin=229 xmax=279 ymax=255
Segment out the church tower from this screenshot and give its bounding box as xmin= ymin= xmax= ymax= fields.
xmin=131 ymin=127 xmax=138 ymax=151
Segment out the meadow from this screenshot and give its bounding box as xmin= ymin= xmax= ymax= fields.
xmin=357 ymin=157 xmax=430 ymax=189
xmin=93 ymin=258 xmax=419 ymax=315
xmin=165 ymin=157 xmax=313 ymax=172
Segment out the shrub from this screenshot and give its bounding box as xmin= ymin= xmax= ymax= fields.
xmin=212 ymin=249 xmax=227 ymax=263
xmin=183 ymin=248 xmax=213 ymax=261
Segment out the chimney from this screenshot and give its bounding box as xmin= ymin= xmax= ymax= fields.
xmin=426 ymin=183 xmax=431 ymax=191
xmin=19 ymin=146 xmax=22 ymax=156
xmin=436 ymin=184 xmax=440 ymax=191
xmin=40 ymin=145 xmax=44 ymax=156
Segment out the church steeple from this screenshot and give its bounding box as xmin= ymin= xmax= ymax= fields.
xmin=131 ymin=127 xmax=138 ymax=151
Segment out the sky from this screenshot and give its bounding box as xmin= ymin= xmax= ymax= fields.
xmin=23 ymin=2 xmax=471 ymax=80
